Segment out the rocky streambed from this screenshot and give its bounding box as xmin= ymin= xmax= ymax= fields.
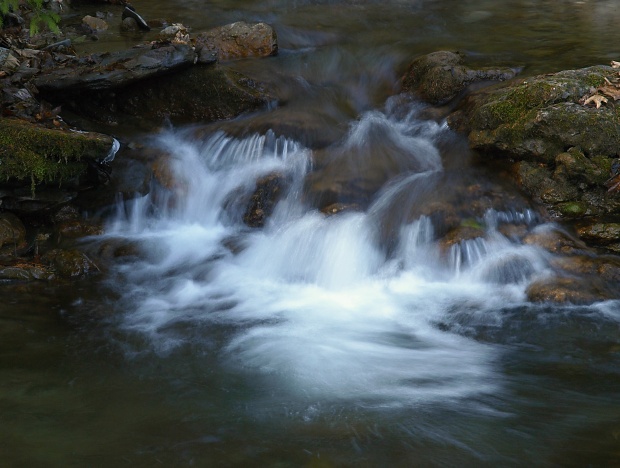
xmin=1 ymin=1 xmax=620 ymax=304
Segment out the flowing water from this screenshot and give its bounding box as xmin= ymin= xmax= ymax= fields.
xmin=3 ymin=0 xmax=620 ymax=466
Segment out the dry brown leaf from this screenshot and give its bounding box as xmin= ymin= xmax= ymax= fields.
xmin=598 ymin=84 xmax=620 ymax=100
xmin=606 ymin=175 xmax=620 ymax=193
xmin=583 ymin=94 xmax=608 ymax=108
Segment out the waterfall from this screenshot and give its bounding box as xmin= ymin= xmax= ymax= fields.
xmin=101 ymin=104 xmax=553 ymax=404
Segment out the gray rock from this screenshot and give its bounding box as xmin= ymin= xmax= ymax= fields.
xmin=35 ymin=43 xmax=197 ymax=92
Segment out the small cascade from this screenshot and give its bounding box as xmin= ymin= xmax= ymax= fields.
xmin=101 ymin=103 xmax=558 ymax=404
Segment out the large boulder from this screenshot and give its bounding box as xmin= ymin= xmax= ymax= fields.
xmin=447 ymin=64 xmax=620 ymax=221
xmin=401 ymin=51 xmax=517 ymax=105
xmin=195 ymin=21 xmax=278 ymax=63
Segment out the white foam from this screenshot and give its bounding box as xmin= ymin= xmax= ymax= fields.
xmin=104 ymin=108 xmax=550 ymax=405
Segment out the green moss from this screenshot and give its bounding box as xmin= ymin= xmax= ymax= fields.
xmin=460 ymin=218 xmax=483 ymax=230
xmin=0 ymin=118 xmax=112 ymax=188
xmin=583 ymin=73 xmax=606 ymax=88
xmin=557 ymin=201 xmax=587 ymax=217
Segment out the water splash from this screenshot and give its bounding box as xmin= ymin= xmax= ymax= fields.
xmin=102 ymin=108 xmax=552 ymax=405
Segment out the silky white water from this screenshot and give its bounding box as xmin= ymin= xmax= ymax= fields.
xmin=103 ymin=103 xmax=555 ymax=407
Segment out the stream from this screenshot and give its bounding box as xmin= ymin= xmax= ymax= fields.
xmin=2 ymin=0 xmax=620 ymax=466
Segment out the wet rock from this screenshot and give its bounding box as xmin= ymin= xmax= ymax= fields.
xmin=120 ymin=16 xmax=138 ymax=32
xmin=550 ymin=254 xmax=620 ymax=283
xmin=70 ymin=146 xmax=154 ymax=212
xmin=159 ymin=23 xmax=189 ymax=43
xmin=447 ymin=65 xmax=620 ymax=221
xmin=0 ymin=186 xmax=77 ymax=215
xmin=523 ymin=225 xmax=590 ymax=255
xmin=41 ymin=248 xmax=98 ymax=278
xmin=0 ymin=263 xmax=55 ymax=281
xmin=526 ymin=275 xmax=618 ymax=305
xmin=52 ymin=204 xmax=80 ymax=224
xmin=0 ymin=117 xmax=115 ymax=188
xmin=95 ymin=238 xmax=142 ymax=263
xmin=438 ymin=225 xmax=485 ymax=251
xmin=151 ymin=153 xmax=179 ymax=190
xmin=478 ymin=254 xmax=537 ymax=285
xmin=82 ymin=15 xmax=108 ymax=32
xmin=121 ymin=5 xmax=150 ymax=31
xmin=54 ymin=218 xmax=103 ymax=239
xmin=449 ymin=65 xmax=620 ymax=161
xmin=320 ymin=203 xmax=362 ymax=216
xmin=0 ymin=47 xmax=21 ymax=74
xmin=34 ymin=43 xmax=196 ymax=92
xmin=401 ymin=51 xmax=517 ymax=105
xmin=576 ymin=222 xmax=620 ymax=250
xmin=195 ymin=21 xmax=278 ymax=63
xmin=0 ymin=212 xmax=27 ymax=251
xmin=61 ymin=65 xmax=271 ymax=127
xmin=243 ymin=173 xmax=290 ymax=228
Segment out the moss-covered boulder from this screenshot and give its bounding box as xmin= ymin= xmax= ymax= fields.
xmin=401 ymin=51 xmax=517 ymax=105
xmin=0 ymin=118 xmax=116 ymax=189
xmin=447 ymin=65 xmax=620 ymax=220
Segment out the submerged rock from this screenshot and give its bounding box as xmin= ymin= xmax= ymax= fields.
xmin=82 ymin=15 xmax=108 ymax=32
xmin=401 ymin=51 xmax=517 ymax=105
xmin=243 ymin=173 xmax=290 ymax=228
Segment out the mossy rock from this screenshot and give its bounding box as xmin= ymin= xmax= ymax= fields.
xmin=0 ymin=118 xmax=115 ymax=188
xmin=401 ymin=51 xmax=517 ymax=105
xmin=449 ymin=65 xmax=620 ymax=222
xmin=449 ymin=65 xmax=620 ymax=162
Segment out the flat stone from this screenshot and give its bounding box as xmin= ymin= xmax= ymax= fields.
xmin=35 ymin=43 xmax=197 ymax=92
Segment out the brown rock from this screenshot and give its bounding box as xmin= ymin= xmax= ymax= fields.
xmin=195 ymin=21 xmax=278 ymax=63
xmin=576 ymin=222 xmax=620 ymax=246
xmin=526 ymin=276 xmax=618 ymax=305
xmin=401 ymin=51 xmax=517 ymax=105
xmin=522 ymin=226 xmax=590 ymax=255
xmin=82 ymin=15 xmax=109 ymax=32
xmin=243 ymin=173 xmax=290 ymax=228
xmin=0 ymin=212 xmax=27 ymax=250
